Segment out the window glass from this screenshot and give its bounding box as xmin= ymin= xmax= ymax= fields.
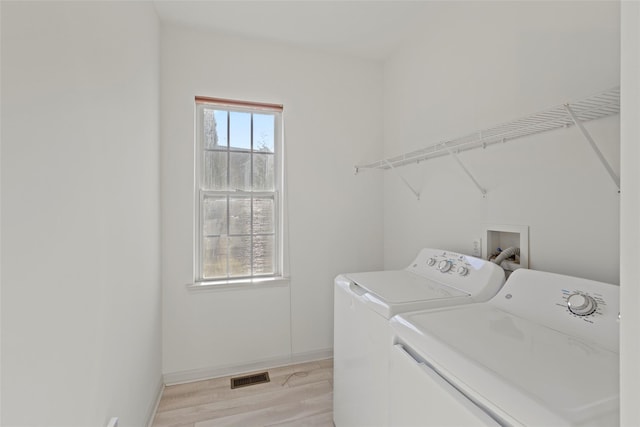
xmin=228 ymin=236 xmax=252 ymax=277
xmin=202 ymin=196 xmax=227 ymax=236
xmin=229 ymin=152 xmax=251 ymax=191
xmin=253 ymin=235 xmax=274 ymax=275
xmin=203 ymin=151 xmax=227 ymax=191
xmin=253 ymin=114 xmax=275 ymax=153
xmin=229 ymin=111 xmax=251 ymax=151
xmin=203 ymin=237 xmax=227 ymax=278
xmin=229 ymin=197 xmax=251 ymax=235
xmin=213 ymin=110 xmax=228 ymax=148
xmin=204 ymin=109 xmax=228 ymax=149
xmin=253 ymin=153 xmax=274 ymax=191
xmin=253 ymin=197 xmax=274 ymax=234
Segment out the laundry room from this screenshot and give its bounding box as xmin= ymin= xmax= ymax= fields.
xmin=1 ymin=1 xmax=639 ymax=427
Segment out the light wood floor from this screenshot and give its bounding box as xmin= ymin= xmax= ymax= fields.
xmin=151 ymin=359 xmax=334 ymax=427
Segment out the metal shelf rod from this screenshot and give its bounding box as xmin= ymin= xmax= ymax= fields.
xmin=443 ymin=145 xmax=487 ymax=197
xmin=384 ymin=160 xmax=421 ymax=200
xmin=564 ymin=103 xmax=620 ymax=190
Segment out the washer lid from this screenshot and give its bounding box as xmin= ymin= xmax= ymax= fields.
xmin=392 ymin=305 xmax=619 ymax=426
xmin=344 ymin=270 xmax=468 ymax=304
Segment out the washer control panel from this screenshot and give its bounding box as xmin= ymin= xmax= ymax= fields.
xmin=405 ymin=248 xmax=505 ymax=301
xmin=418 ymin=251 xmax=474 ymax=277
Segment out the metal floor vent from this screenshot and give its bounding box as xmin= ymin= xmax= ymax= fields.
xmin=230 ymin=371 xmax=270 ymax=389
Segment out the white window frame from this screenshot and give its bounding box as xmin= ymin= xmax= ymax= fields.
xmin=193 ymin=97 xmax=285 ymax=287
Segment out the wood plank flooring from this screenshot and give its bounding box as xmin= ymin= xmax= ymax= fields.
xmin=151 ymin=359 xmax=334 ymax=427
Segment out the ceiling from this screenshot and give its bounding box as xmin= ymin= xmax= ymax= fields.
xmin=152 ymin=0 xmax=436 ymax=61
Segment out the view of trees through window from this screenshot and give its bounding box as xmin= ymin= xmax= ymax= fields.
xmin=198 ymin=105 xmax=280 ymax=280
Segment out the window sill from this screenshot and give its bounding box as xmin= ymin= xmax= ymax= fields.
xmin=187 ymin=276 xmax=290 ymax=292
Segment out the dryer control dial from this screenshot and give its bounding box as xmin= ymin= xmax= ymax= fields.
xmin=427 ymin=258 xmax=436 ymax=266
xmin=437 ymin=260 xmax=452 ymax=273
xmin=567 ymin=293 xmax=597 ymax=316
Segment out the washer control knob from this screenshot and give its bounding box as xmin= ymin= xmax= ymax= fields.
xmin=567 ymin=293 xmax=597 ymax=316
xmin=457 ymin=266 xmax=468 ymax=276
xmin=427 ymin=258 xmax=436 ymax=266
xmin=437 ymin=260 xmax=452 ymax=273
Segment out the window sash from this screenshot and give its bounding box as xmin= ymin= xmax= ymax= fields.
xmin=199 ymin=191 xmax=278 ymax=281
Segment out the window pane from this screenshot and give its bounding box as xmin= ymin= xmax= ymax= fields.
xmin=229 ymin=197 xmax=251 ymax=235
xmin=203 ymin=151 xmax=227 ymax=190
xmin=213 ymin=110 xmax=228 ymax=148
xmin=228 ymin=236 xmax=251 ymax=277
xmin=203 ymin=236 xmax=227 ymax=279
xmin=253 ymin=235 xmax=274 ymax=275
xmin=253 ymin=153 xmax=275 ymax=191
xmin=253 ymin=197 xmax=274 ymax=234
xmin=253 ymin=114 xmax=275 ymax=153
xmin=203 ymin=109 xmax=216 ymax=149
xmin=229 ymin=111 xmax=251 ymax=150
xmin=204 ymin=109 xmax=228 ymax=149
xmin=203 ymin=196 xmax=227 ymax=236
xmin=229 ymin=152 xmax=251 ymax=191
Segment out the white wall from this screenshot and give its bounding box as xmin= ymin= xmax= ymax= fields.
xmin=381 ymin=1 xmax=620 ymax=284
xmin=0 ymin=0 xmax=3 ymax=421
xmin=1 ymin=2 xmax=161 ymax=426
xmin=160 ymin=24 xmax=383 ymax=380
xmin=620 ymin=1 xmax=640 ymax=424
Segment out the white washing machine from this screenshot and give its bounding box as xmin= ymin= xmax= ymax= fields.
xmin=389 ymin=268 xmax=619 ymax=427
xmin=333 ymin=248 xmax=506 ymax=427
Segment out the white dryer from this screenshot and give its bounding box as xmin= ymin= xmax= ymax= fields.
xmin=333 ymin=248 xmax=506 ymax=427
xmin=389 ymin=268 xmax=619 ymax=426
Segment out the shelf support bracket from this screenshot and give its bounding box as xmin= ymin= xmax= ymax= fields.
xmin=384 ymin=160 xmax=421 ymax=200
xmin=564 ymin=103 xmax=620 ymax=190
xmin=443 ymin=145 xmax=487 ymax=197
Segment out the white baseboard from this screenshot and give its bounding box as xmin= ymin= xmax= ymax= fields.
xmin=146 ymin=376 xmax=165 ymax=427
xmin=288 ymin=348 xmax=333 ymax=365
xmin=163 ymin=348 xmax=333 ymax=386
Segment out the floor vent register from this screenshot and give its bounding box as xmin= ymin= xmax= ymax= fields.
xmin=230 ymin=372 xmax=270 ymax=389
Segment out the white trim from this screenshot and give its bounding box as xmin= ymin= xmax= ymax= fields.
xmin=187 ymin=276 xmax=290 ymax=292
xmin=620 ymin=1 xmax=640 ymax=425
xmin=145 ymin=376 xmax=165 ymax=427
xmin=162 ymin=348 xmax=333 ymax=386
xmin=288 ymin=348 xmax=333 ymax=365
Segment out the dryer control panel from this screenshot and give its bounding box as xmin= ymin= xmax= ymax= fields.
xmin=557 ymin=289 xmax=612 ymax=321
xmin=493 ymin=269 xmax=619 ymax=352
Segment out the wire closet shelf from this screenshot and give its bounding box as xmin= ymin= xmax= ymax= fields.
xmin=355 ymin=87 xmax=620 ymax=172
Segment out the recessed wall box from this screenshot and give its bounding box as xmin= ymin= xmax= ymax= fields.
xmin=483 ymin=224 xmax=529 ymax=270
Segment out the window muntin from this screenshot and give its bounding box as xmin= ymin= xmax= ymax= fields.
xmin=196 ymin=99 xmax=282 ymax=282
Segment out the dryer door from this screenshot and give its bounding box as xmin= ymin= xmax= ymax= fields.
xmin=389 ymin=344 xmax=502 ymax=427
